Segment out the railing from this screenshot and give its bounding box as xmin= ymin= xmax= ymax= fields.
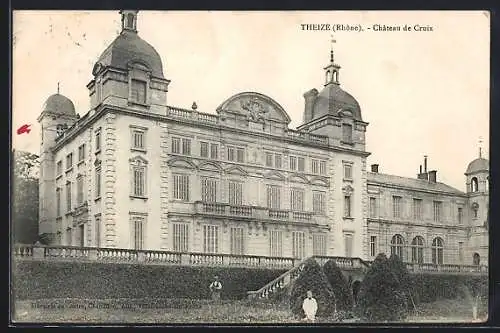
xmin=286 ymin=129 xmax=329 ymax=145
xmin=313 ymin=256 xmax=366 ymax=270
xmin=194 ymin=201 xmax=320 ymax=225
xmin=405 ymin=262 xmax=488 ymax=274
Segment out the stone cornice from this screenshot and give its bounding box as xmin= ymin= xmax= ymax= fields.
xmin=367 ymin=217 xmax=469 ymax=231
xmin=367 ymin=180 xmax=467 ymax=198
xmin=52 ymin=104 xmax=372 ymax=158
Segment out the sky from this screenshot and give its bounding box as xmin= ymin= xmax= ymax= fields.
xmin=12 ymin=10 xmax=490 ymax=192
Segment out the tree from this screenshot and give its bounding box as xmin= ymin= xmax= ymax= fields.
xmin=323 ymin=259 xmax=353 ymax=312
xmin=458 ymin=277 xmax=488 ymax=320
xmin=290 ymin=258 xmax=336 ymax=319
xmin=12 ymin=149 xmax=40 ymax=244
xmin=356 ymin=253 xmax=407 ymax=322
xmin=388 ymin=254 xmax=414 ymax=310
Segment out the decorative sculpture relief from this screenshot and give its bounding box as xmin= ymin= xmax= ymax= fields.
xmin=240 ymin=97 xmax=269 ymax=122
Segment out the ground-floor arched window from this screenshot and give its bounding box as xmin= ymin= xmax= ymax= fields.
xmin=473 ymin=252 xmax=481 ymax=265
xmin=411 ymin=236 xmax=425 ymax=264
xmin=390 ymin=234 xmax=405 ymax=260
xmin=431 ymin=237 xmax=444 ymax=264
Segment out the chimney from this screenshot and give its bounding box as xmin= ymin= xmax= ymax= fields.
xmin=424 ymin=155 xmax=428 ymax=173
xmin=419 ymin=165 xmax=422 ymax=174
xmin=428 ymin=170 xmax=437 ymax=183
xmin=371 ymin=164 xmax=379 ymax=173
xmin=303 ymin=89 xmax=319 ymax=124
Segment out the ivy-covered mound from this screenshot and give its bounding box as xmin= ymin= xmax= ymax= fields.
xmin=388 ymin=254 xmax=414 ymax=310
xmin=289 ymin=258 xmax=336 ymax=319
xmin=356 ymin=253 xmax=408 ymax=322
xmin=323 ymin=259 xmax=353 ymax=312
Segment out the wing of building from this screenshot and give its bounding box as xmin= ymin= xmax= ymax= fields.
xmin=37 ymin=11 xmax=489 ymax=267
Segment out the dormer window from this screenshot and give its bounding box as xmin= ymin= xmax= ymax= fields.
xmin=131 ymin=79 xmax=147 ymax=104
xmin=471 ymin=177 xmax=479 ymax=192
xmin=342 ymin=123 xmax=353 ymax=143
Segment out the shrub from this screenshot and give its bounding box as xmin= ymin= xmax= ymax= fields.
xmin=356 ymin=253 xmax=407 ymax=322
xmin=323 ymin=260 xmax=353 ymax=312
xmin=289 ymin=258 xmax=336 ymax=319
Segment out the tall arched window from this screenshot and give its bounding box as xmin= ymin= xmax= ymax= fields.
xmin=411 ymin=236 xmax=425 ymax=264
xmin=431 ymin=237 xmax=444 ymax=264
xmin=390 ymin=234 xmax=405 ymax=260
xmin=473 ymin=253 xmax=481 ymax=266
xmin=471 ymin=177 xmax=479 ymax=192
xmin=325 ymin=71 xmax=331 ymax=84
xmin=127 ymin=13 xmax=135 ymax=29
xmin=472 ymin=202 xmax=479 ymax=219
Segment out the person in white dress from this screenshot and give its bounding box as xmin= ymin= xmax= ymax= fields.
xmin=302 ymin=290 xmax=318 ymax=322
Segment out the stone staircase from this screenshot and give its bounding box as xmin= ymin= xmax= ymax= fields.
xmin=247 ymin=256 xmax=370 ymax=300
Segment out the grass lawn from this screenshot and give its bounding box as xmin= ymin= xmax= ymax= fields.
xmin=12 ymin=298 xmax=487 ymax=324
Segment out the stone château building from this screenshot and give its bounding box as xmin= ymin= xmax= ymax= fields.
xmin=37 ymin=10 xmax=489 ymax=266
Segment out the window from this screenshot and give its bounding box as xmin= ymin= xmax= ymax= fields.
xmin=275 ymin=154 xmax=282 ymax=168
xmin=266 ymin=185 xmax=281 ymax=209
xmin=390 ymin=234 xmax=405 ymax=260
xmin=132 ymin=165 xmax=146 ymax=197
xmin=230 ymin=227 xmax=244 ymax=255
xmin=319 ymin=160 xmax=327 ymax=175
xmin=78 ymin=225 xmax=85 ymax=247
xmin=126 ymin=13 xmax=134 ymax=29
xmin=413 ymin=199 xmax=423 ymax=220
xmin=95 ymin=215 xmax=101 ymax=247
xmin=431 ymin=237 xmax=444 ymax=264
xmin=266 ymin=152 xmax=273 ymax=167
xmin=56 ymin=161 xmax=63 ymax=176
xmin=200 ymin=142 xmax=209 ymax=158
xmin=369 ymin=197 xmax=377 ymax=218
xmin=95 ymin=166 xmax=101 ymax=198
xmin=78 ymin=144 xmax=86 ymax=162
xmin=471 ymin=177 xmax=479 ymax=192
xmin=472 ymin=203 xmax=479 ymax=218
xmin=171 ymin=137 xmax=180 ymax=154
xmin=313 ymin=191 xmax=326 ymax=214
xmin=77 ymin=175 xmax=84 ymax=205
xmin=227 ymin=147 xmax=235 ymax=161
xmin=311 ymin=159 xmax=319 ymax=174
xmin=289 ymin=156 xmax=297 ymax=170
xmin=228 ymin=181 xmax=243 ymax=206
xmin=411 ymin=236 xmax=424 ymax=264
xmin=343 ymin=164 xmax=353 ymax=180
xmin=65 ymin=181 xmax=72 ymax=212
xmin=313 ymin=234 xmax=327 ymax=256
xmin=56 ymin=188 xmax=61 ymax=217
xmin=66 ymin=153 xmax=73 ymax=170
xmin=344 ymin=196 xmax=352 ymax=217
xmin=473 ymin=253 xmax=481 ymax=266
xmin=458 ymin=242 xmax=464 ymax=263
xmin=173 ymin=174 xmax=190 ymax=201
xmin=236 ymin=148 xmax=245 ymax=163
xmin=370 ymin=236 xmax=377 ymax=257
xmin=344 ymin=233 xmax=353 ymax=257
xmin=95 ymin=130 xmax=101 ymax=152
xmin=458 ymin=207 xmax=463 ymax=224
xmin=203 ymin=225 xmax=219 ymax=253
xmin=181 ymin=138 xmax=191 ymax=155
xmin=201 ymin=177 xmax=218 ymax=202
xmin=433 ymin=201 xmax=442 ymax=222
xmin=131 ymin=79 xmax=147 ymax=104
xmin=393 ymin=196 xmax=402 ymax=218
xmin=292 ymin=231 xmax=306 ymax=259
xmin=210 ymin=143 xmax=218 ymax=159
xmin=131 ymin=215 xmax=145 ymax=250
xmin=173 ymin=223 xmax=189 ymax=252
xmin=132 ymin=129 xmax=145 ymax=150
xmin=298 ymin=157 xmax=305 ymax=172
xmin=66 ymin=228 xmax=72 ymax=246
xmin=342 ymin=124 xmax=353 ymax=143
xmin=269 ymin=230 xmax=283 ymax=257
xmin=290 ymin=188 xmax=305 ymax=211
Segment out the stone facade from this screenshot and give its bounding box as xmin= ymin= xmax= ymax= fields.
xmin=37 ymin=11 xmax=488 ymax=266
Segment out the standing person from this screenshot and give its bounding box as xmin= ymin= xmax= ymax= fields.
xmin=302 ymin=290 xmax=318 ymax=322
xmin=209 ymin=275 xmax=223 ymax=302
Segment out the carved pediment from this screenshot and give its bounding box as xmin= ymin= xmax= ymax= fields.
xmin=198 ymin=161 xmax=222 ymax=172
xmin=216 ymin=92 xmax=291 ymax=125
xmin=310 ymin=176 xmax=330 ymax=187
xmin=129 ymin=155 xmax=148 ymax=166
xmin=167 ymin=157 xmax=196 ymax=170
xmin=342 ymin=184 xmax=354 ymax=194
xmin=225 ymin=166 xmax=248 ymax=176
xmin=289 ymin=173 xmax=310 ymax=184
xmin=264 ymin=170 xmax=285 ymax=181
